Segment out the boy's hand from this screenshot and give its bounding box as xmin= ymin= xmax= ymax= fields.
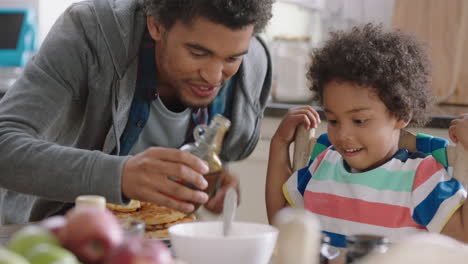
xmin=272 ymin=106 xmax=321 ymax=146
xmin=449 ymin=114 xmax=468 ymax=151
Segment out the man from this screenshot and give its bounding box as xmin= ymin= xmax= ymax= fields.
xmin=0 ymin=0 xmax=273 ymax=224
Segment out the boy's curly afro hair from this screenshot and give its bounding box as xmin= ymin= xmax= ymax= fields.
xmin=308 ymin=24 xmax=432 ymax=126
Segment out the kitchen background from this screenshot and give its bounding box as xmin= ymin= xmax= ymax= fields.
xmin=2 ymin=0 xmax=467 ymax=114
xmin=0 ymin=0 xmax=467 ymax=223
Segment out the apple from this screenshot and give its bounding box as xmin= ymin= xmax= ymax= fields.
xmin=39 ymin=215 xmax=67 ymax=238
xmin=60 ymin=206 xmax=123 ymax=263
xmin=7 ymin=225 xmax=59 ymax=256
xmin=25 ymin=243 xmax=79 ymax=264
xmin=105 ymin=236 xmax=173 ymax=264
xmin=0 ymin=246 xmax=29 ymax=264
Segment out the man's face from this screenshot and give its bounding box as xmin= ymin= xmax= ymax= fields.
xmin=147 ymin=16 xmax=254 ymax=109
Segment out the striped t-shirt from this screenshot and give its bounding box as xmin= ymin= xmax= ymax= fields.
xmin=283 ymin=136 xmax=467 ymax=248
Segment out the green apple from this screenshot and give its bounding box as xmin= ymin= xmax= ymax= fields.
xmin=0 ymin=246 xmax=30 ymax=264
xmin=7 ymin=225 xmax=59 ymax=256
xmin=25 ymin=244 xmax=79 ymax=264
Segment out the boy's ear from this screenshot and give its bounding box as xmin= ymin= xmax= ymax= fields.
xmin=147 ymin=16 xmax=165 ymax=41
xmin=395 ymin=118 xmax=411 ymax=129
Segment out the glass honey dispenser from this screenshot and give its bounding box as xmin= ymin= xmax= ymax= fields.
xmin=179 ymin=114 xmax=231 ymax=209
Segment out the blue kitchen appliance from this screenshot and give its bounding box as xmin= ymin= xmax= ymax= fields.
xmin=0 ymin=8 xmax=37 ymax=67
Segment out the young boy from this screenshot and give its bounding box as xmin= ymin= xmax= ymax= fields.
xmin=265 ymin=24 xmax=468 ymax=248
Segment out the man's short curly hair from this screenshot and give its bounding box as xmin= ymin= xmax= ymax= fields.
xmin=144 ymin=0 xmax=273 ymax=34
xmin=308 ymin=24 xmax=432 ymax=127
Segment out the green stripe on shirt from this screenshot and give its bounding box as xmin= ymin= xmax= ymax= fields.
xmin=431 ymin=148 xmax=448 ymax=168
xmin=313 ymin=160 xmax=415 ymax=192
xmin=310 ymin=143 xmax=328 ymax=161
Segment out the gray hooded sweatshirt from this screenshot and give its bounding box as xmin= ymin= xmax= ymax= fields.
xmin=0 ymin=0 xmax=271 ymax=224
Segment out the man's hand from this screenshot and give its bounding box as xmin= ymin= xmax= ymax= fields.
xmin=204 ymin=169 xmax=240 ymax=214
xmin=121 ymin=147 xmax=210 ymax=213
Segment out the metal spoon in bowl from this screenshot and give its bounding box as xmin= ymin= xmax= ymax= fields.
xmin=222 ymin=187 xmax=238 ymax=237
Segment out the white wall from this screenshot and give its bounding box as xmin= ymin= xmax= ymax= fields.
xmin=324 ymin=0 xmax=395 ymax=27
xmin=264 ymin=0 xmax=395 ymax=47
xmin=264 ymin=0 xmax=396 ymax=104
xmin=37 ymin=0 xmax=85 ymax=44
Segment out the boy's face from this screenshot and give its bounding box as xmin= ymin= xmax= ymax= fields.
xmin=147 ymin=16 xmax=254 ymax=110
xmin=323 ymin=80 xmax=409 ymax=172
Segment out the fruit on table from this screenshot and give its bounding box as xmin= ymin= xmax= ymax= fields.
xmin=60 ymin=206 xmax=123 ymax=263
xmin=7 ymin=225 xmax=59 ymax=256
xmin=0 ymin=246 xmax=29 ymax=264
xmin=39 ymin=215 xmax=67 ymax=238
xmin=105 ymin=236 xmax=173 ymax=264
xmin=24 ymin=243 xmax=79 ymax=264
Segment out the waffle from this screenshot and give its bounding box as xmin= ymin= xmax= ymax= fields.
xmin=108 ymin=201 xmax=196 ymax=239
xmin=128 ymin=202 xmax=187 ymax=225
xmin=106 ymin=199 xmax=141 ymax=212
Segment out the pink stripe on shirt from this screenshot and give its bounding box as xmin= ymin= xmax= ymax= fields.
xmin=304 ymin=191 xmax=425 ymax=229
xmin=412 ymin=156 xmax=445 ymax=191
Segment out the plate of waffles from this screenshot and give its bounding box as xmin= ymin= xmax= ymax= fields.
xmin=107 ymin=200 xmax=197 ymax=245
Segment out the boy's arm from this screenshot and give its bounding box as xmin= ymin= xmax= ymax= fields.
xmin=265 ymin=135 xmax=294 ymax=224
xmin=412 ymin=153 xmax=466 ymax=241
xmin=440 ymin=205 xmax=468 ymax=243
xmin=265 ymin=106 xmax=320 ymax=224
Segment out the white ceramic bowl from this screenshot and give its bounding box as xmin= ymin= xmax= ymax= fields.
xmin=169 ymin=221 xmax=278 ymax=264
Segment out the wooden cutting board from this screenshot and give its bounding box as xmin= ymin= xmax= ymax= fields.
xmin=392 ymin=0 xmax=468 ymax=105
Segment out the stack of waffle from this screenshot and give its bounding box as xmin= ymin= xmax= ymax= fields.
xmin=107 ymin=200 xmax=196 ymax=239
